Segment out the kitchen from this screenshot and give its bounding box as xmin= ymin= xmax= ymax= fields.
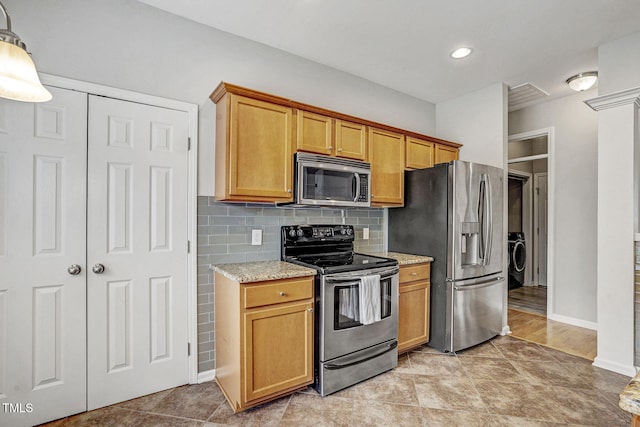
xmin=1 ymin=0 xmax=640 ymax=425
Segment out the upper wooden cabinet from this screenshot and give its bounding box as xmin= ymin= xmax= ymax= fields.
xmin=369 ymin=127 xmax=405 ymax=206
xmin=297 ymin=110 xmax=366 ymax=160
xmin=334 ymin=119 xmax=367 ymax=160
xmin=435 ymin=144 xmax=459 ymax=165
xmin=215 ymin=93 xmax=294 ymax=203
xmin=209 ymin=83 xmax=461 ymax=205
xmin=407 ymin=137 xmax=461 ymax=170
xmin=406 ymin=137 xmax=435 ymax=169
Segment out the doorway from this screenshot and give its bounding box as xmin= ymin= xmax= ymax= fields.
xmin=507 ymin=131 xmax=552 ymax=316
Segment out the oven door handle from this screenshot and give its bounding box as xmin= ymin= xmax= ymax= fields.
xmin=324 ymin=268 xmax=399 ymax=284
xmin=324 ymin=341 xmax=398 ymax=370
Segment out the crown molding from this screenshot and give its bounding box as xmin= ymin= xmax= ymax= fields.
xmin=584 ymin=86 xmax=640 ymax=111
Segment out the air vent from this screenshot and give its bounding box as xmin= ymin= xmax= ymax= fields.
xmin=508 ymin=83 xmax=549 ymax=112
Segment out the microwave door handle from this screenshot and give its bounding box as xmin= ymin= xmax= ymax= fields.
xmin=353 ymin=172 xmax=361 ymax=202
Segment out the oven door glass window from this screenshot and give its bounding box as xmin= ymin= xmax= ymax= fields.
xmin=302 ymin=166 xmax=357 ymax=202
xmin=333 ymin=277 xmax=392 ymax=330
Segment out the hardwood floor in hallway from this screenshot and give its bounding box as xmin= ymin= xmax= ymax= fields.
xmin=508 ymin=308 xmax=597 ymax=360
xmin=508 ymin=285 xmax=547 ymax=315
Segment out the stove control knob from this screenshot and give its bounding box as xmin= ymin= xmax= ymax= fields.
xmin=296 ymin=229 xmax=304 ymax=237
xmin=340 ymin=227 xmax=347 ymax=235
xmin=346 ymin=228 xmax=353 ymax=236
xmin=288 ymin=228 xmax=296 ymax=237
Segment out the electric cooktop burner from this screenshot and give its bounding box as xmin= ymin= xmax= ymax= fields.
xmin=281 ymin=225 xmax=397 ymax=274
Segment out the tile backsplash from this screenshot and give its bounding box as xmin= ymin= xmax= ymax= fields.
xmin=196 ymin=196 xmax=386 ymax=373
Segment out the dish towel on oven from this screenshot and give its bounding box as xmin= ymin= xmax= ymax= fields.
xmin=359 ymin=274 xmax=381 ymax=325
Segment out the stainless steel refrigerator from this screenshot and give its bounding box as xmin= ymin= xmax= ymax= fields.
xmin=389 ymin=160 xmax=504 ymax=353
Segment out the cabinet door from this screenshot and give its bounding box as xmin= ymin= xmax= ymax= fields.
xmin=243 ymin=300 xmax=313 ymax=403
xmin=297 ymin=110 xmax=333 ymax=156
xmin=406 ymin=137 xmax=434 ymax=169
xmin=335 ymin=119 xmax=367 ymax=160
xmin=434 ymin=144 xmax=459 ymax=165
xmin=369 ymin=127 xmax=405 ymax=206
xmin=229 ymin=94 xmax=293 ymax=201
xmin=398 ymin=281 xmax=430 ymax=353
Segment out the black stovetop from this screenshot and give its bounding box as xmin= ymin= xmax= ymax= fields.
xmin=281 ymin=225 xmax=397 ymax=274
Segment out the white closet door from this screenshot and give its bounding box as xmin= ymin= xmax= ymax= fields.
xmin=86 ymin=95 xmax=189 ymax=410
xmin=0 ymin=87 xmax=88 ymax=427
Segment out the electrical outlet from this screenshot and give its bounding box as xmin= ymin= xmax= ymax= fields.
xmin=363 ymin=227 xmax=370 ymax=240
xmin=251 ymin=229 xmax=262 ymax=246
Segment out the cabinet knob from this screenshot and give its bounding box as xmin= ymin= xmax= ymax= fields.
xmin=307 ymin=307 xmax=313 ymax=312
xmin=328 ymin=146 xmax=333 ymax=150
xmin=337 ymin=148 xmax=343 ymax=152
xmin=411 ymin=272 xmax=418 ymax=276
xmin=279 ymin=291 xmax=287 ymax=297
xmin=287 ymin=189 xmax=292 ymax=193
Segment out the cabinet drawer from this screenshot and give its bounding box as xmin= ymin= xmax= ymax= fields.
xmin=399 ymin=263 xmax=431 ymax=284
xmin=244 ymin=277 xmax=313 ymax=309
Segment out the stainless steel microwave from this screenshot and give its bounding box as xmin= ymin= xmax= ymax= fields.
xmin=281 ymin=153 xmax=371 ymax=208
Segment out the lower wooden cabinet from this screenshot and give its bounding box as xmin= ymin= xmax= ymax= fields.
xmin=214 ymin=273 xmax=314 ymax=412
xmin=398 ymin=263 xmax=431 ymax=353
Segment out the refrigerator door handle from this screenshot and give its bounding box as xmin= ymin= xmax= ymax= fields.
xmin=480 ymin=174 xmax=493 ymax=266
xmin=453 ymin=276 xmax=504 ymax=291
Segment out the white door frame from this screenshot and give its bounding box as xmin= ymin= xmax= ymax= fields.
xmin=533 ymin=172 xmax=549 ymax=286
xmin=40 ymin=73 xmax=199 ymax=384
xmin=508 ymin=127 xmax=555 ymax=317
xmin=507 ymin=169 xmax=533 ymax=286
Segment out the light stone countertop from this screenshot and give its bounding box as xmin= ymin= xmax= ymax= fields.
xmin=212 ymin=260 xmax=316 ymax=283
xmin=619 ymin=373 xmax=640 ymax=415
xmin=364 ymin=251 xmax=434 ymax=266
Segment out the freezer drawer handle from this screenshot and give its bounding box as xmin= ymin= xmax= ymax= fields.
xmin=324 ymin=341 xmax=397 ymax=370
xmin=453 ymin=276 xmax=504 ymax=291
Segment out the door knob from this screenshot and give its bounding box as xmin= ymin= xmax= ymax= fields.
xmin=92 ymin=263 xmax=106 ymax=274
xmin=67 ymin=264 xmax=82 ymax=275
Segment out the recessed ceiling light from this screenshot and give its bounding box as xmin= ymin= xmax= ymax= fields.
xmin=450 ymin=47 xmax=472 ymax=59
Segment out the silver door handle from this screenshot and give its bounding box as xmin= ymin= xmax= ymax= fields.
xmin=453 ymin=276 xmax=504 ymax=291
xmin=67 ymin=264 xmax=82 ymax=275
xmin=92 ymin=263 xmax=105 ymax=274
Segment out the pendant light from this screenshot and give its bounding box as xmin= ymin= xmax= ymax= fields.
xmin=0 ymin=1 xmax=51 ymax=102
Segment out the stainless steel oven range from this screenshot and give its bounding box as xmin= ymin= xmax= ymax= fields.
xmin=281 ymin=224 xmax=399 ymax=396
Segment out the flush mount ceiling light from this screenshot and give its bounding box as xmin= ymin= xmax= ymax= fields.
xmin=0 ymin=1 xmax=51 ymax=102
xmin=450 ymin=47 xmax=472 ymax=59
xmin=566 ymin=71 xmax=598 ymax=92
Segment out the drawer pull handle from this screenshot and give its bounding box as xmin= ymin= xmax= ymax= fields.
xmin=279 ymin=291 xmax=287 ymax=296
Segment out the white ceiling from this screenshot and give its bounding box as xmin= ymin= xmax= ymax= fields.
xmin=138 ymin=0 xmax=640 ymax=108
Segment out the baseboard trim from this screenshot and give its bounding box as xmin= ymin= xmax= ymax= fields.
xmin=547 ymin=313 xmax=597 ymax=331
xmin=197 ymin=369 xmax=216 ymax=384
xmin=593 ymin=357 xmax=636 ymax=377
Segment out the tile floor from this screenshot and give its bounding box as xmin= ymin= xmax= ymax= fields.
xmin=43 ymin=336 xmax=632 ymax=427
